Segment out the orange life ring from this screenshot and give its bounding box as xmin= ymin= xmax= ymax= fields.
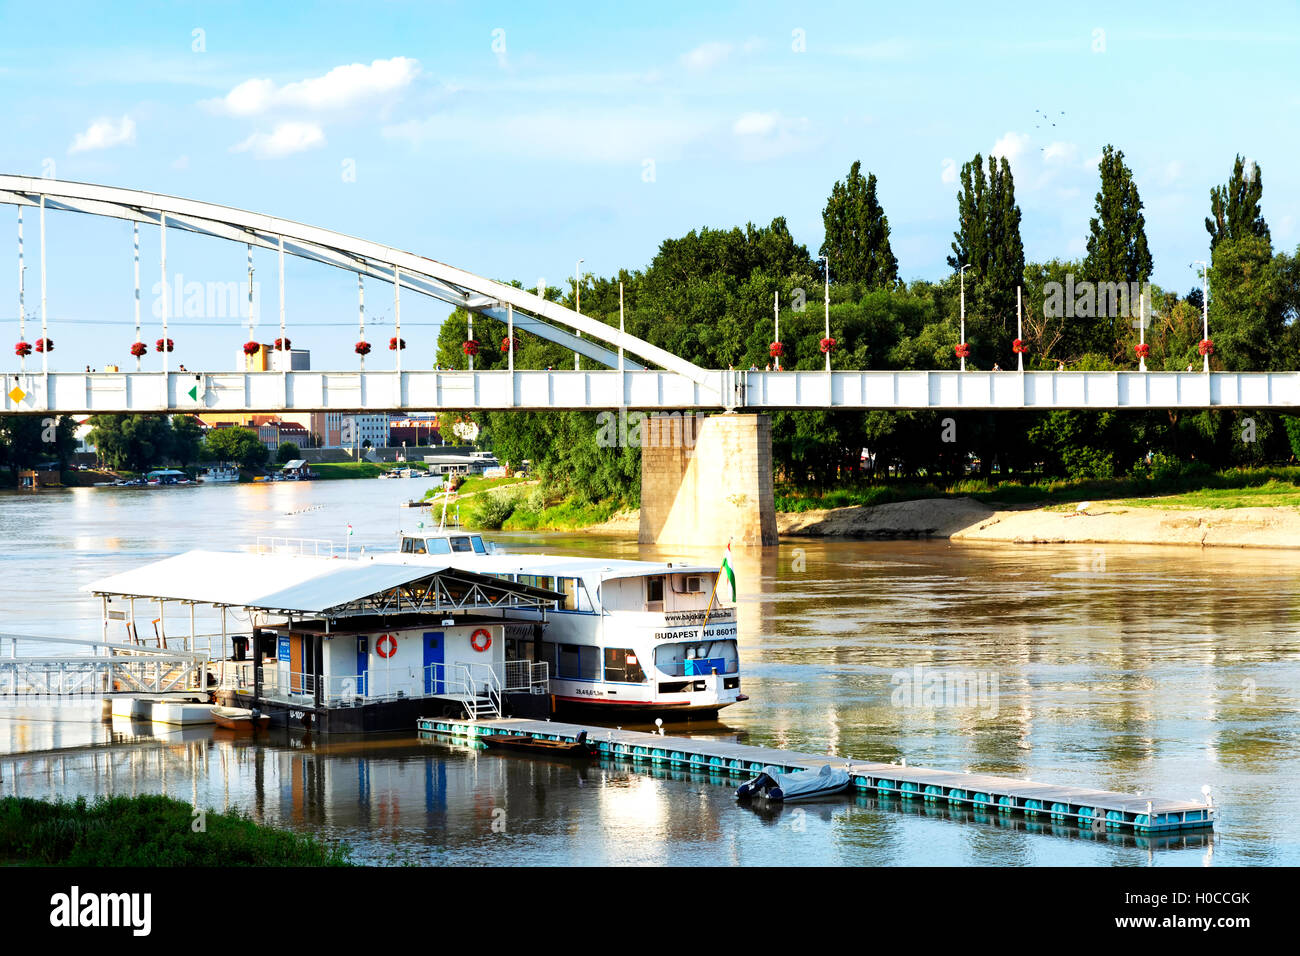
xmin=376 ymin=633 xmax=398 ymax=658
xmin=470 ymin=629 xmax=492 ymax=652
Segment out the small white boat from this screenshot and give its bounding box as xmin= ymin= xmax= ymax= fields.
xmin=736 ymin=764 xmax=851 ymax=803
xmin=198 ymin=465 xmax=240 ymax=483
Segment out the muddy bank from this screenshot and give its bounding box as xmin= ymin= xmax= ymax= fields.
xmin=590 ymin=497 xmax=1300 ymax=549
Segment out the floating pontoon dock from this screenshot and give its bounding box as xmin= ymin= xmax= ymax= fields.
xmin=417 ymin=716 xmax=1214 ymax=835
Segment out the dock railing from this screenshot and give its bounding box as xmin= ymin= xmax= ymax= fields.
xmin=0 ymin=632 xmax=209 ymax=698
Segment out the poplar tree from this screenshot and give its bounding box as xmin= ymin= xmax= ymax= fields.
xmin=1083 ymin=144 xmax=1153 ymax=285
xmin=947 ymin=153 xmax=1025 ymax=360
xmin=1206 ymin=155 xmax=1270 ymax=250
xmin=819 ymin=161 xmax=899 ymax=288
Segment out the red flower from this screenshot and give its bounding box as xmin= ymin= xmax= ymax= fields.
xmin=274 ymin=337 xmax=291 ymax=350
xmin=389 ymin=336 xmax=406 ymax=350
xmin=355 ymin=340 xmax=371 ymax=356
xmin=769 ymin=341 xmax=784 ymax=358
xmin=155 ymin=338 xmax=174 ymax=353
xmin=14 ymin=341 xmax=32 ymax=357
xmin=130 ymin=342 xmax=148 ymax=357
xmin=1012 ymin=339 xmax=1028 ymax=354
xmin=1134 ymin=343 xmax=1151 ymax=359
xmin=954 ymin=343 xmax=971 ymax=359
xmin=500 ymin=336 xmax=515 ymax=352
xmin=242 ymin=341 xmax=260 ymax=355
xmin=1198 ymin=339 xmax=1214 ymax=356
xmin=35 ymin=337 xmax=53 ymax=353
xmin=819 ymin=336 xmax=836 ymax=354
xmin=462 ymin=339 xmax=479 ymax=356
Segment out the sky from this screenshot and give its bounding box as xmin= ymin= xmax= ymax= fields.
xmin=1 ymin=0 xmax=1299 ymax=371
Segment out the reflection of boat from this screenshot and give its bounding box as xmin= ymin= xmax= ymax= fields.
xmin=211 ymin=705 xmax=270 ymax=730
xmin=481 ymin=731 xmax=594 ymax=757
xmin=736 ymin=764 xmax=850 ymax=803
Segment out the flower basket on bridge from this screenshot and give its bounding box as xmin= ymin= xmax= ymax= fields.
xmin=242 ymin=341 xmax=260 ymax=356
xmin=954 ymin=343 xmax=970 ymax=359
xmin=462 ymin=339 xmax=479 ymax=357
xmin=355 ymin=340 xmax=371 ymax=356
xmin=14 ymin=341 xmax=32 ymax=357
xmin=1198 ymin=339 xmax=1215 ymax=357
xmin=155 ymin=338 xmax=174 ymax=353
xmin=1134 ymin=343 xmax=1151 ymax=359
xmin=769 ymin=341 xmax=784 ymax=358
xmin=389 ymin=337 xmax=406 ymax=350
xmin=274 ymin=337 xmax=291 ymax=350
xmin=1012 ymin=338 xmax=1028 ymax=354
xmin=130 ymin=341 xmax=148 ymax=357
xmin=35 ymin=338 xmax=53 ymax=353
xmin=500 ymin=336 xmax=515 ymax=352
xmin=819 ymin=337 xmax=836 ymax=354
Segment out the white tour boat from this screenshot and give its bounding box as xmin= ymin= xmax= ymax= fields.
xmin=378 ymin=529 xmax=746 ymax=717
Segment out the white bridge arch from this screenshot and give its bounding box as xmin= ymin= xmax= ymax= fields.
xmin=1 ymin=174 xmax=1297 ymax=415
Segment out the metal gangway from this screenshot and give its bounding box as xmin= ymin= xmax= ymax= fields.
xmin=0 ymin=632 xmax=210 ymax=701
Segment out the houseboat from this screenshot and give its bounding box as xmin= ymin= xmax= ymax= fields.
xmin=376 ymin=530 xmax=746 ymax=718
xmin=198 ymin=464 xmax=240 ymax=483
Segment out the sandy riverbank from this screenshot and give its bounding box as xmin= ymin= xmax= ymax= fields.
xmin=589 ymin=497 xmax=1300 ymax=549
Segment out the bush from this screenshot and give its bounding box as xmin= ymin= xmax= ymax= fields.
xmin=470 ymin=489 xmax=517 ymax=529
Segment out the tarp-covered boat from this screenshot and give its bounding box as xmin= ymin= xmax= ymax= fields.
xmin=735 ymin=764 xmax=851 ymax=803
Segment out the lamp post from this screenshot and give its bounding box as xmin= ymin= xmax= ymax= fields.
xmin=1193 ymin=260 xmax=1210 ymax=373
xmin=959 ymin=264 xmax=972 ymax=372
xmin=574 ymin=258 xmax=584 ymax=371
xmin=818 ymin=254 xmax=830 ymax=373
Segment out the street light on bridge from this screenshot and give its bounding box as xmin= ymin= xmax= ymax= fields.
xmin=574 ymin=257 xmax=584 ymax=372
xmin=959 ymin=264 xmax=973 ymax=373
xmin=1192 ymin=260 xmax=1210 ymax=374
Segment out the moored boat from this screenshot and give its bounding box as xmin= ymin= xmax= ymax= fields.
xmin=211 ymin=705 xmax=270 ymax=730
xmin=480 ymin=730 xmax=595 ymax=757
xmin=736 ymin=764 xmax=851 ymax=803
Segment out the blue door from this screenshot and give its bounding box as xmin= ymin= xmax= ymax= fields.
xmin=423 ymin=631 xmax=445 ymax=694
xmin=357 ymin=637 xmax=369 ymax=697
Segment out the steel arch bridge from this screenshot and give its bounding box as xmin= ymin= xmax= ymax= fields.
xmin=2 ymin=174 xmax=1298 ymax=415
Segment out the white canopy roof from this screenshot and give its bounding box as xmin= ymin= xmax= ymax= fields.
xmin=86 ymin=550 xmax=560 ymax=615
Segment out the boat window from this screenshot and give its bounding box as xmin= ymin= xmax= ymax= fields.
xmin=400 ymin=538 xmax=414 ymax=553
xmin=450 ymin=536 xmax=473 ymax=552
xmin=520 ymin=574 xmax=555 ymax=592
xmin=653 ymin=640 xmax=738 ymax=678
xmin=470 ymin=536 xmax=487 ymax=554
xmin=604 ymin=648 xmax=646 ymax=684
xmin=554 ymin=643 xmax=599 ymax=680
xmin=556 ymin=577 xmax=591 ymax=612
xmin=426 ymin=538 xmax=451 ymax=555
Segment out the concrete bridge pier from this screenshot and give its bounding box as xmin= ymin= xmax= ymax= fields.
xmin=639 ymin=413 xmax=778 ymax=547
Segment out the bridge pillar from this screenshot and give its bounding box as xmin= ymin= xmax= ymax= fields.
xmin=639 ymin=412 xmax=778 ymax=547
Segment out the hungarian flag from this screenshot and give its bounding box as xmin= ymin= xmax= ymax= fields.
xmin=720 ymin=541 xmax=736 ymax=602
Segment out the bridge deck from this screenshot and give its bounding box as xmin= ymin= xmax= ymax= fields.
xmin=4 ymin=368 xmax=1297 ymax=414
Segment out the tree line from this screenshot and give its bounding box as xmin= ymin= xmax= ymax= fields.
xmin=435 ymin=148 xmax=1299 ymax=499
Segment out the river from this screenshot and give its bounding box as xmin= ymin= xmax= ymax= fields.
xmin=1 ymin=479 xmax=1297 ymax=865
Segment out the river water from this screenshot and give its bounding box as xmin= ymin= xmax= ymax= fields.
xmin=1 ymin=479 xmax=1297 ymax=865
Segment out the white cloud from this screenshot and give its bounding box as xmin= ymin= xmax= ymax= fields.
xmin=941 ymin=157 xmax=957 ymax=184
xmin=681 ymin=41 xmax=732 ymax=71
xmin=990 ymin=130 xmax=1030 ymax=164
xmin=733 ymin=111 xmax=778 ymax=136
xmin=231 ymin=121 xmax=325 ymax=159
xmin=69 ymin=115 xmax=136 ymax=153
xmin=172 ymin=155 xmax=189 ymax=170
xmin=1042 ymin=141 xmax=1077 ymax=163
xmin=207 ymin=57 xmax=420 ymax=116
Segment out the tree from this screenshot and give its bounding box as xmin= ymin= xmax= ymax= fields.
xmin=1083 ymin=145 xmax=1153 ymax=286
xmin=169 ymin=415 xmax=204 ymax=467
xmin=1206 ymin=155 xmax=1269 ymax=250
xmin=819 ymin=161 xmax=899 ymax=288
xmin=277 ymin=442 xmax=301 ymax=464
xmin=947 ymin=153 xmax=1025 ymax=367
xmin=204 ymin=426 xmax=267 ymax=470
xmin=1208 ymin=235 xmax=1287 ymax=371
xmin=87 ymin=414 xmax=175 ymax=472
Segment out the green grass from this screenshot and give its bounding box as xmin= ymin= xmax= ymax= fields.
xmin=0 ymin=795 xmax=352 ymax=866
xmin=500 ymin=496 xmax=625 ymax=531
xmin=775 ymin=466 xmax=1300 ymax=513
xmin=423 ymin=474 xmax=530 ymax=499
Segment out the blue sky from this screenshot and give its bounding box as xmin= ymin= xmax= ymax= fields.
xmin=2 ymin=0 xmax=1298 ymax=370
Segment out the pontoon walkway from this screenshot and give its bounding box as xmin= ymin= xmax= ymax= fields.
xmin=417 ymin=716 xmax=1214 ymax=835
